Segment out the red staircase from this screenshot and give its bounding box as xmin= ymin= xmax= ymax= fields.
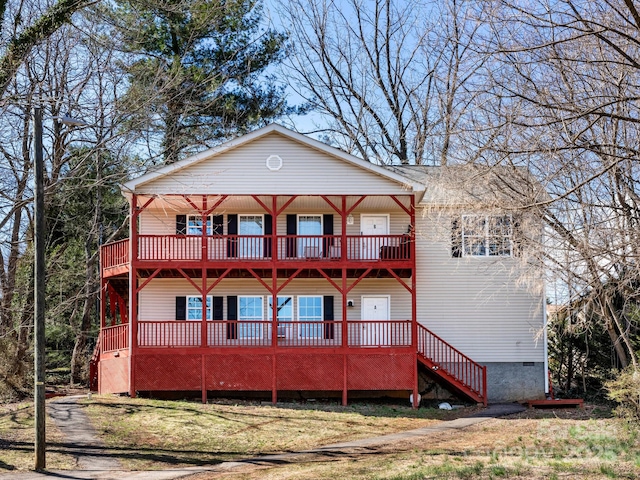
xmin=417 ymin=324 xmax=487 ymax=405
xmin=89 ymin=334 xmax=100 ymax=392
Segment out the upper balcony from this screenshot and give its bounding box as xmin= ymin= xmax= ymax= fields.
xmin=101 ymin=233 xmax=412 ymax=277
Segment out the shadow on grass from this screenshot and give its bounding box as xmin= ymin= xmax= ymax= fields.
xmin=79 ymin=396 xmax=466 ymax=423
xmin=0 ymin=439 xmax=228 ymax=470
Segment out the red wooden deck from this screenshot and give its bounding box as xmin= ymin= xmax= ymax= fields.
xmin=94 ymin=193 xmax=487 ymax=407
xmin=527 ymin=399 xmax=584 ymax=409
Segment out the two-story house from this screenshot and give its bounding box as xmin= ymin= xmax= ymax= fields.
xmin=94 ymin=124 xmax=547 ymax=405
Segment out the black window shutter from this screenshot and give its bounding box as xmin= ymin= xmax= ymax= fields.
xmin=513 ymin=215 xmax=522 ymax=257
xmin=323 ymin=214 xmax=334 ymax=257
xmin=264 ymin=214 xmax=272 ymax=258
xmin=227 ymin=296 xmax=238 ymax=339
xmin=227 ymin=214 xmax=238 ymax=258
xmin=176 ymin=296 xmax=186 ymax=321
xmin=212 ymin=215 xmax=224 ymax=236
xmin=323 ymin=295 xmax=334 ymax=340
xmin=451 ymin=218 xmax=462 ymax=258
xmin=286 ymin=214 xmax=297 ymax=258
xmin=176 ymin=215 xmax=187 ymax=235
xmin=213 ymin=296 xmax=223 ymax=320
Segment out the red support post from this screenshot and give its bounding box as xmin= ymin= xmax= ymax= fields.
xmin=410 ymin=196 xmax=419 ymax=408
xmin=129 ymin=194 xmax=139 ymax=398
xmin=341 ymin=196 xmax=348 ymax=406
xmin=271 ymin=195 xmax=278 ymax=405
xmin=201 ymin=195 xmax=208 ymax=349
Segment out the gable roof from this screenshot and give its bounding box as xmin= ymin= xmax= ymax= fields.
xmin=122 ymin=124 xmax=426 ymax=196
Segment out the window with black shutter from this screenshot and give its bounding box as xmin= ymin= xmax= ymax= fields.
xmin=212 ymin=215 xmax=224 ymax=236
xmin=213 ymin=296 xmax=223 ymax=320
xmin=451 ymin=218 xmax=462 ymax=258
xmin=264 ymin=214 xmax=272 ymax=258
xmin=323 ymin=295 xmax=334 ymax=340
xmin=286 ymin=214 xmax=297 ymax=257
xmin=322 ymin=214 xmax=334 ymax=257
xmin=227 ymin=295 xmax=238 ymax=339
xmin=227 ymin=214 xmax=238 ymax=258
xmin=175 ymin=296 xmax=186 ymax=320
xmin=176 ymin=215 xmax=187 ymax=235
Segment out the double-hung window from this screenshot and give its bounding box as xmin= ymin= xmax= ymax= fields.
xmin=238 ymin=215 xmax=263 ymax=257
xmin=187 ymin=295 xmax=212 ymax=320
xmin=297 ymin=296 xmax=323 ymax=338
xmin=462 ymin=215 xmax=512 ymax=257
xmin=268 ymin=296 xmax=293 ymax=338
xmin=298 ymin=215 xmax=322 ymax=257
xmin=238 ymin=296 xmax=263 ymax=338
xmin=187 ymin=215 xmax=212 ymax=235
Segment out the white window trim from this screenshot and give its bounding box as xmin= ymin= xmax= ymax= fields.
xmin=238 ymin=295 xmax=264 ymax=339
xmin=359 ymin=214 xmax=390 ymax=234
xmin=461 ymin=214 xmax=513 ymax=257
xmin=186 ymin=295 xmax=212 ymax=321
xmin=187 ymin=214 xmax=212 ymax=235
xmin=297 ymin=214 xmax=323 ymax=258
xmin=296 ymin=295 xmax=323 ymax=339
xmin=269 ymin=296 xmax=294 ymax=338
xmin=360 ymin=295 xmax=391 ymax=321
xmin=238 ymin=214 xmax=265 ymax=258
xmin=238 ymin=214 xmax=265 ymax=234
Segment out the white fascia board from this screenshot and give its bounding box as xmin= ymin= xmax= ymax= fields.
xmin=122 ymin=124 xmax=426 ymax=195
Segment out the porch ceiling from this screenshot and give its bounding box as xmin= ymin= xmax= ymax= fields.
xmin=135 ymin=267 xmax=413 ymax=280
xmin=136 ymin=194 xmax=412 ymax=213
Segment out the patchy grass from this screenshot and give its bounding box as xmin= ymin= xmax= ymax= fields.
xmin=0 ymin=401 xmax=77 ymax=471
xmin=81 ymin=395 xmax=470 ymax=471
xmin=186 ymin=405 xmax=640 ymax=480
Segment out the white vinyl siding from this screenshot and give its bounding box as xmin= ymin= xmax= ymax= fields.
xmin=414 ymin=212 xmax=544 ymax=363
xmin=137 ymin=278 xmax=410 ymax=322
xmin=137 ymin=133 xmax=410 ymax=195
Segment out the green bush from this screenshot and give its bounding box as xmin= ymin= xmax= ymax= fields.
xmin=606 ymin=365 xmax=640 ymax=422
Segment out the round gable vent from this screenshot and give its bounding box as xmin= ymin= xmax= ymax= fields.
xmin=266 ymin=155 xmax=283 ymax=171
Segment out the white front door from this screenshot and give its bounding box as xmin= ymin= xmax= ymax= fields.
xmin=361 ymin=296 xmax=390 ymax=346
xmin=361 ymin=215 xmax=388 ymax=259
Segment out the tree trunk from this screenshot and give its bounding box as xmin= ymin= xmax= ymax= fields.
xmin=70 ymin=244 xmax=98 ymax=384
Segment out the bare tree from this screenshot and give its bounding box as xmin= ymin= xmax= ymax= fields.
xmin=280 ymin=0 xmax=490 ymax=165
xmin=481 ymin=0 xmax=640 ymax=369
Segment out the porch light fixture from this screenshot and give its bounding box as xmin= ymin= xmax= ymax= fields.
xmin=346 ymin=214 xmax=354 ymax=225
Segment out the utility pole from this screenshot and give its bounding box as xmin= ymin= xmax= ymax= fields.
xmin=34 ymin=106 xmax=46 ymax=470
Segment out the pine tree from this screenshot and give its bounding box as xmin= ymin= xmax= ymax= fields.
xmin=106 ymin=0 xmax=291 ymax=163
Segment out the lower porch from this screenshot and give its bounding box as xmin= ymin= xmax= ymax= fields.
xmin=99 ymin=338 xmax=417 ymax=406
xmin=97 ymin=320 xmax=488 ymax=406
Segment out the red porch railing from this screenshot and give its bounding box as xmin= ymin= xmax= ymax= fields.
xmin=348 ymin=320 xmax=412 ymax=347
xmin=130 ymin=234 xmax=411 ymax=262
xmin=138 ymin=321 xmax=201 ymax=347
xmin=101 ymin=239 xmax=130 ymax=269
xmin=101 ymin=323 xmax=129 ymax=352
xmin=417 ymin=324 xmax=487 ymax=404
xmin=129 ymin=320 xmax=412 ymax=348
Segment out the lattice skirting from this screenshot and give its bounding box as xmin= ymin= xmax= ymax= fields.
xmin=109 ymin=352 xmax=417 ymax=393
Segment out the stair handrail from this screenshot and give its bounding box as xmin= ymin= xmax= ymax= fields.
xmin=417 ymin=324 xmax=487 ymax=403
